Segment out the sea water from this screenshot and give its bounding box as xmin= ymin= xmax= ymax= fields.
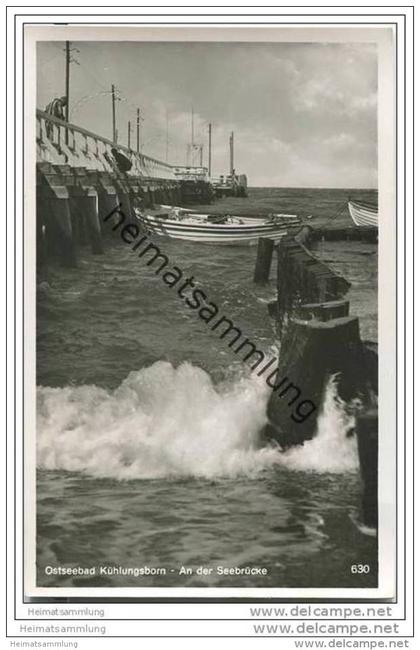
xmin=36 ymin=187 xmax=378 ymax=588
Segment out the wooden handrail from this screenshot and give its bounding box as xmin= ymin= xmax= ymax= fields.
xmin=36 ymin=109 xmax=174 ymax=171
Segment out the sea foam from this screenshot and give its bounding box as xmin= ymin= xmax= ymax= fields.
xmin=277 ymin=376 xmax=359 ymax=473
xmin=37 ymin=361 xmax=358 ymax=480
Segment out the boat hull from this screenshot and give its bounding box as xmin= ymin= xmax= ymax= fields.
xmin=144 ymin=232 xmax=288 ymax=245
xmin=137 ymin=213 xmax=298 ymax=245
xmin=348 ymin=201 xmax=378 ymax=227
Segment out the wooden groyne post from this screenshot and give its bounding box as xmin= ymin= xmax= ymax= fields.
xmin=356 ymin=411 xmax=378 ymax=529
xmin=258 ymin=233 xmax=378 ymax=529
xmin=253 ymin=237 xmax=275 ymax=284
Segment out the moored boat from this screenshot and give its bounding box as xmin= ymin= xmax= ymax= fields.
xmin=134 ymin=208 xmax=301 ymax=245
xmin=348 ymin=200 xmax=378 ymax=228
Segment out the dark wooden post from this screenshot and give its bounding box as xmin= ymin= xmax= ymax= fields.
xmin=80 ymin=191 xmax=103 ymax=254
xmin=265 ymin=315 xmax=361 ymax=446
xmin=356 ymin=411 xmax=378 ymax=530
xmin=253 ymin=237 xmax=275 ymax=284
xmin=48 ymin=194 xmax=77 ymax=267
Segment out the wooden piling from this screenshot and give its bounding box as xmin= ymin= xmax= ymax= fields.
xmin=79 ymin=193 xmax=103 ymax=254
xmin=154 ymin=188 xmax=163 ymax=205
xmin=253 ymin=237 xmax=275 ymax=284
xmin=312 ymin=226 xmax=378 ymax=243
xmin=356 ymin=411 xmax=378 ymax=529
xmin=276 ymin=237 xmax=351 ymax=325
xmin=36 ymin=192 xmax=48 ymax=269
xmin=98 ymin=191 xmax=120 ymax=233
xmin=117 ymin=191 xmax=133 ymax=223
xmin=266 ymin=230 xmax=378 ymax=528
xmin=295 ymin=299 xmax=350 ymax=322
xmin=47 ymin=195 xmax=77 ymax=267
xmin=69 ymin=196 xmax=88 ymax=246
xmin=265 ymin=315 xmax=361 ymax=446
xmin=267 ymin=300 xmax=279 ymax=320
xmin=147 ymin=187 xmax=154 ymax=208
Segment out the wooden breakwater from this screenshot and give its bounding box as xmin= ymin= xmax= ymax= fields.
xmin=310 ymin=225 xmax=377 ymax=243
xmin=254 ymin=230 xmax=378 ymax=529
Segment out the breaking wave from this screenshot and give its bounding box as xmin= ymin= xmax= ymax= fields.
xmin=277 ymin=376 xmax=359 ymax=473
xmin=37 ymin=362 xmax=358 ymax=480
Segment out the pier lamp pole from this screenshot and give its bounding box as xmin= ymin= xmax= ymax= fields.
xmin=166 ymin=109 xmax=169 ymax=162
xmin=229 ymin=131 xmax=234 ymax=176
xmin=208 ymin=123 xmax=212 ymax=176
xmin=128 ymin=121 xmax=131 ymax=149
xmin=65 ymin=41 xmax=70 ymax=144
xmin=111 ymin=84 xmax=117 ymax=143
xmin=136 ymin=108 xmax=140 ymax=153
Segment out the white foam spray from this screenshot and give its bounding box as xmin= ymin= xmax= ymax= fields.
xmin=37 ymin=361 xmax=276 ymax=480
xmin=37 ymin=363 xmax=358 ymax=480
xmin=277 ymin=376 xmax=359 ymax=473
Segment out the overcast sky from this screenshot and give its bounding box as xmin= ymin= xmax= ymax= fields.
xmin=37 ymin=41 xmax=377 ymax=188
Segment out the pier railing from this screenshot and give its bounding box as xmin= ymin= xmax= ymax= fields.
xmin=36 ymin=109 xmax=176 ymax=181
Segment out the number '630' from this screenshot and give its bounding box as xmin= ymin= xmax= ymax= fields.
xmin=351 ymin=564 xmax=370 ymax=574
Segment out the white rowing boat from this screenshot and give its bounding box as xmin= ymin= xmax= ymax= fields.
xmin=348 ymin=200 xmax=378 ymax=228
xmin=134 ymin=208 xmax=301 ymax=245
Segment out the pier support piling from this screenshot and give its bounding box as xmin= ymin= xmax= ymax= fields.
xmin=69 ymin=196 xmax=88 ymax=246
xmin=117 ymin=191 xmax=133 ymax=223
xmin=46 ymin=195 xmax=77 ymax=267
xmin=77 ymin=193 xmax=103 ymax=254
xmin=98 ymin=191 xmax=120 ymax=233
xmin=36 ymin=193 xmax=48 ymax=269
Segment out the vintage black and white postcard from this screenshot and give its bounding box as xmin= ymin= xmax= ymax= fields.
xmin=19 ymin=23 xmax=399 ymax=602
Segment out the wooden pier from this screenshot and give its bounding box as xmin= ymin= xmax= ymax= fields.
xmin=254 ymin=231 xmax=378 ymax=530
xmin=36 ymin=110 xmax=213 ymax=267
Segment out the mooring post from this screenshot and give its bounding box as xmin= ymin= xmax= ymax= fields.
xmin=356 ymin=411 xmax=378 ymax=530
xmin=254 ymin=237 xmax=275 ymax=284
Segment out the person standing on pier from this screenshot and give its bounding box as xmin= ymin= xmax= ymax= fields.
xmin=44 ymin=96 xmax=67 ymax=138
